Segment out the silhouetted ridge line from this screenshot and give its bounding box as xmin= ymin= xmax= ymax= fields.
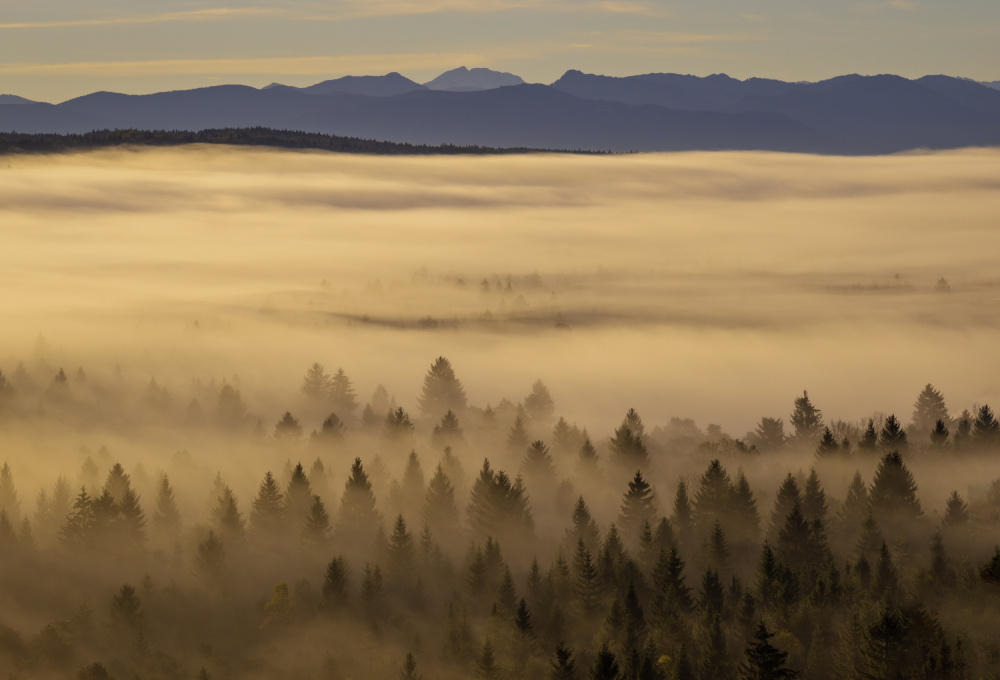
xmin=0 ymin=127 xmax=601 ymax=156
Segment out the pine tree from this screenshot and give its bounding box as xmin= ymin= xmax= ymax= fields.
xmin=360 ymin=563 xmax=384 ymax=618
xmin=840 ymin=471 xmax=869 ymax=529
xmin=508 ymin=415 xmax=530 ymax=453
xmin=303 ymin=495 xmax=331 ymax=544
xmin=751 ymin=417 xmax=786 ymax=453
xmin=652 ymin=546 xmax=693 ymax=620
xmin=337 ymin=458 xmax=382 ymax=546
xmin=911 ymin=384 xmax=949 ymax=438
xmin=152 ymin=474 xmax=181 ymax=537
xmin=973 ymin=404 xmax=1000 ymax=449
xmin=250 ymin=471 xmax=284 ymax=534
xmin=329 ymin=368 xmax=359 ymax=415
xmin=926 ymin=531 xmax=955 ymax=592
xmin=388 ymin=514 xmax=415 ymax=584
xmin=671 ymin=643 xmax=695 ymax=680
xmin=550 ymin=642 xmax=578 ymax=680
xmin=312 ymin=413 xmax=345 ymax=445
xmin=475 ymin=637 xmax=501 ymax=679
xmin=871 ymin=541 xmax=899 ymax=601
xmin=212 ymin=486 xmax=245 ymax=541
xmin=216 ymin=383 xmax=248 ymax=428
xmin=879 ymin=414 xmax=908 ymax=453
xmin=693 ymin=459 xmax=731 ymax=528
xmin=730 ymin=472 xmax=761 ymax=546
xmin=284 ymin=462 xmax=313 ymax=528
xmin=706 ymin=521 xmax=732 ymax=573
xmin=514 ymin=598 xmax=533 ymax=636
xmin=400 ymin=652 xmax=422 ymax=680
xmin=522 ymin=440 xmax=557 ymax=482
xmin=384 ymin=406 xmax=415 ymax=441
xmin=573 ymin=539 xmax=603 ymax=615
xmin=768 ymin=474 xmax=801 ymax=538
xmin=869 ymin=451 xmax=922 ymax=526
xmin=789 ymin=391 xmax=823 ymax=447
xmin=737 ymin=620 xmax=797 ymax=680
xmin=195 ymin=531 xmax=225 ymax=582
xmin=108 ymin=584 xmax=143 ymax=633
xmin=418 ymin=357 xmax=467 ymax=421
xmin=699 ymin=614 xmax=733 ymax=680
xmin=524 ymin=380 xmax=556 ymax=424
xmin=589 ymin=642 xmax=621 ymax=680
xmin=815 ymin=428 xmax=839 ymax=457
xmin=979 ymin=546 xmax=1000 ymax=584
xmin=423 ymin=463 xmax=458 ymax=539
xmin=322 ymin=556 xmax=350 ymax=611
xmin=609 ymin=409 xmax=649 ymax=470
xmin=432 ymin=410 xmax=466 ymax=448
xmin=568 ymin=496 xmax=601 ymax=552
xmin=619 ymin=471 xmax=656 ymax=541
xmin=0 ymin=462 xmax=21 ymax=522
xmin=802 ymin=469 xmax=827 ymax=524
xmin=942 ymin=491 xmax=969 ymax=527
xmin=929 ymin=419 xmax=949 ymax=450
xmin=300 ymin=363 xmax=332 ymax=401
xmin=578 ymin=437 xmax=599 ymax=472
xmin=858 ymin=419 xmax=878 ymax=453
xmin=672 ymin=481 xmax=695 ymax=550
xmin=274 ymin=411 xmax=303 ymax=440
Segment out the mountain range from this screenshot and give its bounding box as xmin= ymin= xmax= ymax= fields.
xmin=2 ymin=67 xmax=999 ymax=154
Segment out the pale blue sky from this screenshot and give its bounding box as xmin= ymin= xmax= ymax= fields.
xmin=1 ymin=0 xmax=996 ymax=102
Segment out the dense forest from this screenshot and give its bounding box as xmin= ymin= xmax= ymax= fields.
xmin=1 ymin=355 xmax=1000 ymax=680
xmin=0 ymin=129 xmax=575 ymax=156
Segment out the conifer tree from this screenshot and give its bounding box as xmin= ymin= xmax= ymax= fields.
xmin=693 ymin=459 xmax=731 ymax=528
xmin=0 ymin=462 xmax=21 ymax=522
xmin=514 ymin=598 xmax=533 ymax=636
xmin=671 ymin=643 xmax=695 ymax=680
xmin=706 ymin=521 xmax=732 ymax=573
xmin=840 ymin=471 xmax=869 ymax=529
xmin=929 ymin=419 xmax=949 ymax=450
xmin=768 ymin=474 xmax=801 ymax=537
xmin=522 ymin=440 xmax=557 ymax=482
xmin=589 ymin=642 xmax=621 ymax=680
xmin=942 ymin=491 xmax=969 ymax=528
xmin=578 ymin=437 xmax=599 ymax=473
xmin=524 ymin=380 xmax=556 ymax=425
xmin=609 ymin=409 xmax=649 ymax=470
xmin=730 ymin=472 xmax=761 ymax=546
xmin=418 ymin=357 xmax=467 ymax=421
xmin=926 ymin=531 xmax=955 ymax=592
xmin=432 ymin=410 xmax=466 ymax=448
xmin=423 ymin=463 xmax=458 ymax=539
xmin=573 ymin=539 xmax=603 ymax=616
xmin=303 ymin=495 xmax=331 ymax=544
xmin=699 ymin=614 xmax=733 ymax=680
xmin=337 ymin=458 xmax=382 ymax=546
xmin=737 ymin=620 xmax=797 ymax=680
xmin=858 ymin=419 xmax=878 ymax=453
xmin=973 ymin=404 xmax=999 ymax=449
xmin=475 ymin=637 xmax=501 ymax=679
xmin=789 ymin=391 xmax=823 ymax=448
xmin=911 ymin=384 xmax=949 ymax=438
xmin=322 ymin=556 xmax=350 ymax=611
xmin=815 ymin=428 xmax=839 ymax=457
xmin=212 ymin=486 xmax=245 ymax=541
xmin=312 ymin=413 xmax=345 ymax=444
xmin=274 ymin=411 xmax=303 ymax=440
xmin=250 ymin=471 xmax=284 ymax=534
xmin=508 ymin=415 xmax=530 ymax=453
xmin=802 ymin=469 xmax=827 ymax=524
xmin=619 ymin=471 xmax=656 ymax=541
xmin=384 ymin=406 xmax=415 ymax=441
xmin=300 ymin=363 xmax=332 ymax=401
xmin=879 ymin=414 xmax=908 ymax=453
xmin=284 ymin=462 xmax=313 ymax=527
xmin=196 ymin=531 xmax=225 ymax=582
xmin=360 ymin=563 xmax=384 ymax=619
xmin=400 ymin=652 xmax=422 ymax=680
xmin=550 ymin=642 xmax=578 ymax=680
xmin=672 ymin=481 xmax=695 ymax=550
xmin=869 ymin=451 xmax=922 ymax=526
xmin=979 ymin=546 xmax=1000 ymax=584
xmin=388 ymin=514 xmax=415 ymax=584
xmin=329 ymin=368 xmax=359 ymax=415
xmin=152 ymin=474 xmax=181 ymax=537
xmin=751 ymin=417 xmax=786 ymax=453
xmin=568 ymin=496 xmax=601 ymax=552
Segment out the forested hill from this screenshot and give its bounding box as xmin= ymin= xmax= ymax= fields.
xmin=0 ymin=128 xmax=573 ymax=156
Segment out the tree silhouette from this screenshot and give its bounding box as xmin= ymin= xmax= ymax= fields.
xmin=550 ymin=642 xmax=578 ymax=680
xmin=322 ymin=555 xmax=350 ymax=612
xmin=196 ymin=531 xmax=225 ymax=582
xmin=789 ymin=391 xmax=823 ymax=447
xmin=608 ymin=409 xmax=649 ymax=470
xmin=737 ymin=620 xmax=797 ymax=680
xmin=869 ymin=451 xmax=922 ymax=527
xmin=303 ymin=495 xmax=331 ymax=544
xmin=911 ymin=384 xmax=949 ymax=438
xmin=973 ymin=404 xmax=999 ymax=449
xmin=152 ymin=474 xmax=181 ymax=538
xmin=300 ymin=363 xmax=332 ymax=401
xmin=337 ymin=458 xmax=382 ymax=547
xmin=250 ymin=472 xmax=284 ymax=535
xmin=384 ymin=406 xmax=415 ymax=441
xmin=942 ymin=491 xmax=969 ymax=527
xmin=619 ymin=471 xmax=656 ymax=542
xmin=524 ymin=380 xmax=556 ymax=424
xmin=418 ymin=357 xmax=466 ymax=421
xmin=879 ymin=414 xmax=908 ymax=453
xmin=507 ymin=415 xmax=530 ymax=454
xmin=329 ymin=368 xmax=359 ymax=415
xmin=216 ymin=384 xmax=248 ymax=429
xmin=274 ymin=412 xmax=303 ymax=440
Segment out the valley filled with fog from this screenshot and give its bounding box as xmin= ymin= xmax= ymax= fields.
xmin=1 ymin=146 xmax=999 ymax=680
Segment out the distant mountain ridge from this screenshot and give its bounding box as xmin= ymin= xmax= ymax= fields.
xmin=424 ymin=67 xmax=524 ymax=91
xmin=2 ymin=70 xmax=999 ymax=154
xmin=0 ymin=94 xmax=35 ymax=105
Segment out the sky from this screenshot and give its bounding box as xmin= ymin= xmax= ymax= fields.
xmin=0 ymin=0 xmax=997 ymax=102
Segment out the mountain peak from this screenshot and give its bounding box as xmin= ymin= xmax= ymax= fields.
xmin=424 ymin=67 xmax=525 ymax=92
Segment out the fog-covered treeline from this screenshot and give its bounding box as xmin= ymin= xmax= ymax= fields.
xmin=2 ymin=356 xmax=1000 ymax=680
